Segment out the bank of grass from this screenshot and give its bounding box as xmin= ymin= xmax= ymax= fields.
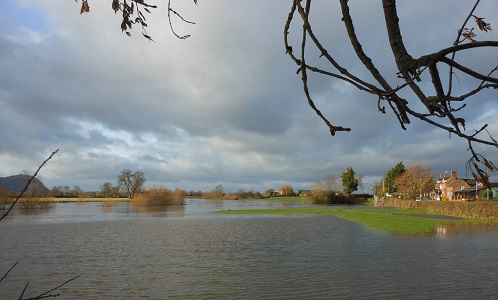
xmin=217 ymin=207 xmax=475 ymax=235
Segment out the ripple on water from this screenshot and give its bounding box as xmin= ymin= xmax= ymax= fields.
xmin=1 ymin=201 xmax=498 ymax=299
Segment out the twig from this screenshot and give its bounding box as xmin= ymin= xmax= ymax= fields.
xmin=22 ymin=275 xmax=81 ymax=300
xmin=0 ymin=149 xmax=59 ymax=222
xmin=0 ymin=261 xmax=18 ymax=285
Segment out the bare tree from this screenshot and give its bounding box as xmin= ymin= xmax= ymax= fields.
xmin=278 ymin=184 xmax=294 ymax=196
xmin=100 ymin=182 xmax=116 ymax=198
xmin=117 ymin=169 xmax=146 ymax=198
xmin=284 ymin=0 xmax=497 ymax=184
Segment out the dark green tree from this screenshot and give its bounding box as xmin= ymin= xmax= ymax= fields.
xmin=341 ymin=167 xmax=359 ymax=196
xmin=385 ymin=162 xmax=405 ymax=194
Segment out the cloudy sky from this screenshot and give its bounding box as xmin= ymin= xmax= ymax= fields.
xmin=1 ymin=0 xmax=497 ymax=193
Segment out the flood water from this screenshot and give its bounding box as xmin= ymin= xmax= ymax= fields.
xmin=1 ymin=199 xmax=498 ymax=299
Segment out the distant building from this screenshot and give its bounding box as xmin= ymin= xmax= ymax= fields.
xmin=435 ymin=171 xmax=493 ymax=201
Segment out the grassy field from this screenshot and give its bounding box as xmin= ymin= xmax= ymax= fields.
xmin=216 ymin=207 xmax=482 ymax=235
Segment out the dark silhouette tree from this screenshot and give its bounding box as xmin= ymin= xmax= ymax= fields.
xmin=75 ymin=0 xmax=497 ymax=185
xmin=284 ymin=0 xmax=497 ymax=185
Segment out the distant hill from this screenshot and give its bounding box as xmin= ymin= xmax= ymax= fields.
xmin=0 ymin=174 xmax=50 ymax=196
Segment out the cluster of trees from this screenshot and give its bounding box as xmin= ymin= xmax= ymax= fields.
xmin=377 ymin=162 xmax=434 ymax=200
xmin=99 ymin=169 xmax=146 ymax=199
xmin=200 ymin=185 xmax=263 ymax=200
xmin=310 ymin=167 xmax=362 ymax=204
xmin=50 ymin=185 xmax=85 ymax=198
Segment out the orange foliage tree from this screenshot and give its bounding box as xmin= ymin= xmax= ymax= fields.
xmin=393 ymin=165 xmax=434 ymax=200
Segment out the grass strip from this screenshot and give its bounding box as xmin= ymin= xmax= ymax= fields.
xmin=217 ymin=208 xmax=448 ymax=235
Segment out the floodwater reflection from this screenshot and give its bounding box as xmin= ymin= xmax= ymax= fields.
xmin=130 ymin=203 xmax=186 ymax=217
xmin=1 ymin=200 xmax=498 ymax=299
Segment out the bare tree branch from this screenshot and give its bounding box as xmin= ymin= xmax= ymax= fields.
xmin=284 ymin=0 xmax=497 ymax=185
xmin=0 ymin=261 xmax=18 ymax=285
xmin=21 ymin=275 xmax=81 ymax=300
xmin=0 ymin=149 xmax=58 ymax=222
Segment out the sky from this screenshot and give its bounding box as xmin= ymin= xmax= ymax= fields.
xmin=1 ymin=0 xmax=497 ymax=193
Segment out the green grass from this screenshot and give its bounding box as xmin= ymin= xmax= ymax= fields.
xmin=217 ymin=207 xmax=463 ymax=235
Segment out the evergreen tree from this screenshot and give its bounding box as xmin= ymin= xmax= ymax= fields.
xmin=341 ymin=167 xmax=359 ymax=196
xmin=385 ymin=162 xmax=405 ymax=194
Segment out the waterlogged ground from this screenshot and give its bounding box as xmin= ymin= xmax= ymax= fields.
xmin=1 ymin=199 xmax=498 ymax=299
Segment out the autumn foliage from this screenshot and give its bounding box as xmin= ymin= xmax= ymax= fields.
xmin=393 ymin=165 xmax=434 ymax=200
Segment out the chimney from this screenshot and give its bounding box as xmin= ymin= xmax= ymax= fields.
xmin=451 ymin=171 xmax=457 ymax=179
xmin=440 ymin=173 xmax=445 ymax=179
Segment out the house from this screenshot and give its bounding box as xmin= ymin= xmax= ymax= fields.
xmin=434 ymin=171 xmax=476 ymax=201
xmin=445 ymin=177 xmax=471 ymax=200
xmin=454 ymin=182 xmax=498 ymax=201
xmin=435 ymin=171 xmax=497 ymax=201
xmin=435 ymin=171 xmax=459 ymax=201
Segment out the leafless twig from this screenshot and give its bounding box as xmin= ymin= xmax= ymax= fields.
xmin=0 ymin=149 xmax=58 ymax=222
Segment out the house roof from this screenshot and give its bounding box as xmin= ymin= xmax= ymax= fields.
xmin=447 ymin=179 xmax=468 ymax=188
xmin=454 ymin=186 xmax=487 ymax=194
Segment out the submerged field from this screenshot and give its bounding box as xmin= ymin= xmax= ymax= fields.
xmin=217 ymin=207 xmax=491 ymax=235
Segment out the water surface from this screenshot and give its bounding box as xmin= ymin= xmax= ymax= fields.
xmin=1 ymin=199 xmax=498 ymax=299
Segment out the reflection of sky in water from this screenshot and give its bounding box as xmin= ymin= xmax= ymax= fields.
xmin=4 ymin=200 xmax=498 ymax=239
xmin=2 ymin=205 xmax=498 ymax=299
xmin=2 ymin=199 xmax=315 ymax=224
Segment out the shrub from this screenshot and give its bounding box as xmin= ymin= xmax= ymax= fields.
xmin=132 ymin=186 xmax=185 ymax=206
xmin=309 ymin=190 xmax=333 ymax=204
xmin=310 ymin=191 xmax=371 ymax=205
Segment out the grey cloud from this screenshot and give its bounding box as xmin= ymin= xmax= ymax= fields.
xmin=1 ymin=0 xmax=497 ymax=192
